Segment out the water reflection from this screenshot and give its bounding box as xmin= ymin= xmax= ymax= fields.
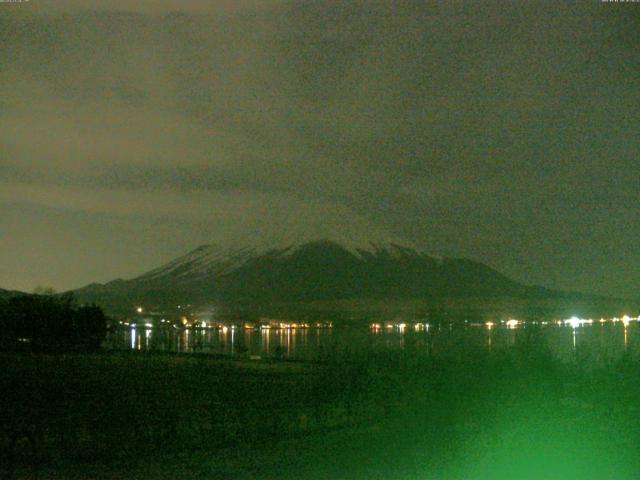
xmin=624 ymin=325 xmax=628 ymax=349
xmin=262 ymin=327 xmax=270 ymax=353
xmin=109 ymin=320 xmax=640 ymax=363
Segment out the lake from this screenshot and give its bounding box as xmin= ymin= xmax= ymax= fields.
xmin=8 ymin=316 xmax=640 ymax=479
xmin=106 ymin=317 xmax=640 ymax=363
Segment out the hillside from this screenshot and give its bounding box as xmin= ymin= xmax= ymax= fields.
xmin=70 ymin=238 xmax=627 ymax=320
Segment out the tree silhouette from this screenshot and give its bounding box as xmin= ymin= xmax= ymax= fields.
xmin=0 ymin=294 xmax=107 ymax=352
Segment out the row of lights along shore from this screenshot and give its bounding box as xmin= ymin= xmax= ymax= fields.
xmin=124 ymin=306 xmax=333 ymax=330
xmin=126 ymin=307 xmax=638 ymax=332
xmin=369 ymin=315 xmax=640 ymax=332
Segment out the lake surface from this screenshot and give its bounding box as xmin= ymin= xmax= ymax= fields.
xmin=106 ymin=318 xmax=640 ymax=363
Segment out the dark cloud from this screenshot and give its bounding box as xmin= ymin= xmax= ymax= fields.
xmin=1 ymin=1 xmax=639 ymax=296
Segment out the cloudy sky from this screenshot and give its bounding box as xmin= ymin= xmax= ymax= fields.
xmin=0 ymin=0 xmax=638 ymax=297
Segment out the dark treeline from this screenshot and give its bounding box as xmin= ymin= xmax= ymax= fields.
xmin=0 ymin=294 xmax=107 ymax=352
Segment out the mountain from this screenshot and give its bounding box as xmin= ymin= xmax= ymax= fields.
xmin=74 ymin=239 xmax=567 ymax=313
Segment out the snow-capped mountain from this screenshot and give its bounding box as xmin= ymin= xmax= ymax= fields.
xmin=134 ymin=240 xmax=433 ymax=284
xmin=74 ymin=238 xmax=535 ymax=309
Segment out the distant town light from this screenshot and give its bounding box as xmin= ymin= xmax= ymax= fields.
xmin=506 ymin=319 xmax=519 ymax=329
xmin=565 ymin=316 xmax=581 ymax=329
xmin=136 ymin=307 xmax=143 ymax=313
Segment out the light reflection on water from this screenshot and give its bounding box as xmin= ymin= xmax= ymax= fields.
xmin=106 ymin=321 xmax=640 ymax=362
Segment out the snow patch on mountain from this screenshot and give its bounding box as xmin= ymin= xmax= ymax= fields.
xmin=134 ymin=237 xmax=433 ymax=283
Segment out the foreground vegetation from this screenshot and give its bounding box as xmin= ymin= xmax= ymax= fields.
xmin=0 ymin=294 xmax=107 ymax=352
xmin=1 ymin=330 xmax=640 ymax=479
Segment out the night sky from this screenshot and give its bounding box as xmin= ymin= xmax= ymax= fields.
xmin=0 ymin=1 xmax=638 ymax=298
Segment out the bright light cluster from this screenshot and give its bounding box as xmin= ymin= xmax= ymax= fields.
xmin=563 ymin=316 xmax=593 ymax=329
xmin=505 ymin=319 xmax=520 ymax=329
xmin=369 ymin=322 xmax=430 ymax=332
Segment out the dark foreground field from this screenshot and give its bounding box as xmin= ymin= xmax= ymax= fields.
xmin=2 ymin=333 xmax=640 ymax=479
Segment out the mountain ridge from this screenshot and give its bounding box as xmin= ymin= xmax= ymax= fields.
xmin=62 ymin=238 xmax=638 ymax=319
xmin=134 ymin=239 xmax=436 ymax=284
xmin=72 ymin=238 xmax=557 ymax=310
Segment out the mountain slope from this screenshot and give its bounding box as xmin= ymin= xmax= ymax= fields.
xmin=74 ymin=239 xmax=545 ymax=310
